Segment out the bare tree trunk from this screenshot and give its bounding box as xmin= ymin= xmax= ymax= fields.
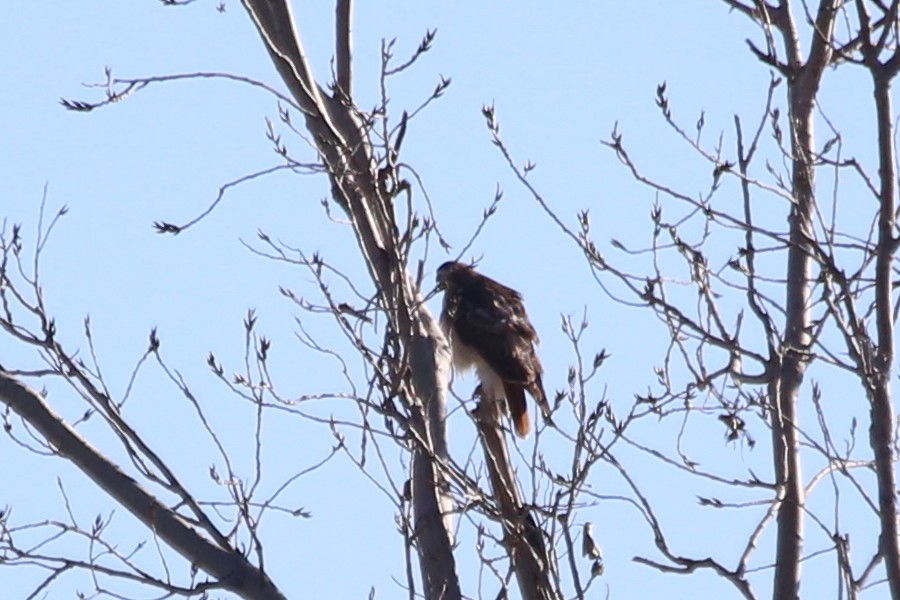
xmin=765 ymin=64 xmax=814 ymax=600
xmin=771 ymin=84 xmax=814 ymax=600
xmin=474 ymin=399 xmax=559 ymax=600
xmin=769 ymin=5 xmax=838 ymax=597
xmin=0 ymin=372 xmax=288 ymax=600
xmin=868 ymin=67 xmax=900 ymax=598
xmin=409 ymin=330 xmax=460 ymax=597
xmin=239 ymin=2 xmax=461 ymax=597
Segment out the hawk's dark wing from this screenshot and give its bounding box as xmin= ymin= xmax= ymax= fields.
xmin=451 ymin=280 xmax=540 ymax=385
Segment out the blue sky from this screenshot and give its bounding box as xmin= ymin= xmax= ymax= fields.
xmin=0 ymin=2 xmax=887 ymax=599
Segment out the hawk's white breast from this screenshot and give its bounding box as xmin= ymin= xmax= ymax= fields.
xmin=441 ymin=312 xmax=505 ymax=401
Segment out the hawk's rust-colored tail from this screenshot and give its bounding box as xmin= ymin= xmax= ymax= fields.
xmin=503 ymin=382 xmax=531 ymax=437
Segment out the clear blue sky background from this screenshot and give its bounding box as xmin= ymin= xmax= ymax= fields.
xmin=0 ymin=2 xmax=886 ymax=599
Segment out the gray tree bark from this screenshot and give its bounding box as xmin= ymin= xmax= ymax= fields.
xmin=474 ymin=398 xmax=560 ymax=600
xmin=764 ymin=4 xmax=839 ymax=598
xmin=861 ymin=24 xmax=900 ymax=594
xmin=240 ymin=1 xmax=461 ymax=597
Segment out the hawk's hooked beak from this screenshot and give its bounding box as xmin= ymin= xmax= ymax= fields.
xmin=433 ymin=270 xmax=449 ymax=292
xmin=423 ymin=282 xmax=443 ymax=301
xmin=429 ymin=263 xmax=454 ymax=300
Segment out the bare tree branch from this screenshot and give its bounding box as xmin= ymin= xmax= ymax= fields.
xmin=335 ymin=0 xmax=352 ymax=98
xmin=0 ymin=372 xmax=288 ymax=600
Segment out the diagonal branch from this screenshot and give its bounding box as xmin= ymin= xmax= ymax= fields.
xmin=0 ymin=371 xmax=287 ymax=600
xmin=474 ymin=395 xmax=560 ymax=600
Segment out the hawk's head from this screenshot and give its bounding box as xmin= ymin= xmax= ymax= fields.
xmin=435 ymin=261 xmax=473 ymax=291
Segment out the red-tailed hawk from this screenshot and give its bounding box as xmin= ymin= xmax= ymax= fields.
xmin=436 ymin=261 xmax=549 ymax=437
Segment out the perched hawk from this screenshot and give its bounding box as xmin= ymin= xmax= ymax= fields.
xmin=436 ymin=261 xmax=549 ymax=437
